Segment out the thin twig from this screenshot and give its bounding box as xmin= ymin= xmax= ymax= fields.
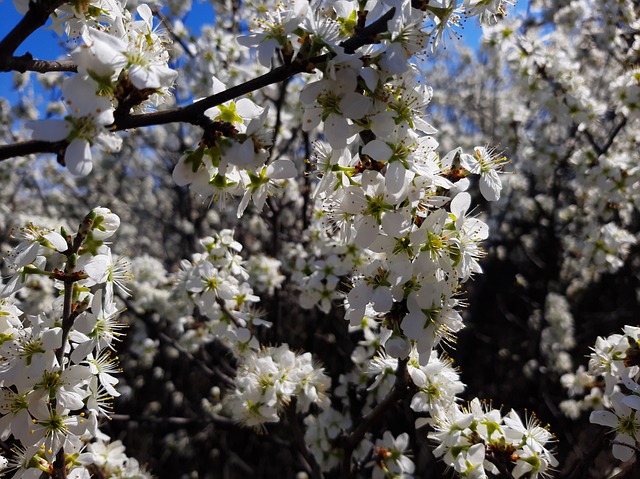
xmin=601 ymin=116 xmax=627 ymax=154
xmin=152 ymin=8 xmax=196 ymax=60
xmin=110 ymin=413 xmax=235 ymax=426
xmin=338 ymin=358 xmax=410 ymax=478
xmin=215 ymin=296 xmax=244 ymax=329
xmin=56 ymin=211 xmax=96 ymax=366
xmin=285 ymin=399 xmax=324 ymax=479
xmin=128 ymin=301 xmax=236 ymax=385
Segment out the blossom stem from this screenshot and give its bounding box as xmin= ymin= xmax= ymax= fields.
xmin=215 ymin=297 xmax=244 ymax=329
xmin=57 ymin=276 xmax=75 ymax=366
xmin=338 ymin=357 xmax=410 ymax=478
xmin=51 ymin=448 xmax=67 ymax=479
xmin=57 ymin=211 xmax=96 ymax=366
xmin=285 ymin=399 xmax=324 ymax=479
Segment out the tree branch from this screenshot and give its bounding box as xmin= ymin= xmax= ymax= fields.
xmin=338 ymin=358 xmax=410 ymax=478
xmin=0 ymin=7 xmax=396 ymax=161
xmin=0 ymin=0 xmax=69 ymax=72
xmin=581 ymin=115 xmax=627 ymax=158
xmin=601 ymin=116 xmax=627 ymax=154
xmin=0 ymin=140 xmax=67 ymax=162
xmin=110 ymin=413 xmax=236 ymax=426
xmin=285 ymin=399 xmax=324 ymax=479
xmin=113 ymin=6 xmax=395 ymax=129
xmin=125 ymin=298 xmax=236 ymax=385
xmin=4 ymin=54 xmax=78 ymax=74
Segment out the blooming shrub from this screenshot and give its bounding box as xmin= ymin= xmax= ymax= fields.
xmin=0 ymin=0 xmax=638 ymax=478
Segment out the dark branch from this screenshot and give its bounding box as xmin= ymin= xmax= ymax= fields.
xmin=0 ymin=7 xmax=396 ymax=161
xmin=338 ymin=358 xmax=410 ymax=478
xmin=582 ymin=115 xmax=627 ymax=157
xmin=4 ymin=54 xmax=78 ymax=74
xmin=602 ymin=116 xmax=627 ymax=154
xmin=0 ymin=140 xmax=67 ymax=161
xmin=581 ymin=127 xmax=603 ymax=156
xmin=0 ymin=0 xmax=69 ymax=72
xmin=340 ymin=7 xmax=395 ymax=54
xmin=110 ymin=413 xmax=236 ymax=426
xmin=285 ymin=399 xmax=325 ymax=479
xmin=113 ymin=59 xmax=309 ymax=129
xmin=113 ymin=6 xmax=395 ymax=129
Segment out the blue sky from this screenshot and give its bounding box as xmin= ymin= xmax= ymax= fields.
xmin=0 ymin=2 xmax=527 ymax=106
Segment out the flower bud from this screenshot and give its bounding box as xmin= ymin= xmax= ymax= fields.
xmin=385 ymin=334 xmax=411 ymax=359
xmin=91 ymin=207 xmax=120 ymax=240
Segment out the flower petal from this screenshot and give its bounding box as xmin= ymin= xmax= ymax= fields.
xmin=65 ymin=139 xmax=93 ymax=176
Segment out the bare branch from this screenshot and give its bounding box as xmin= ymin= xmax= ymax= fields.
xmin=152 ymin=8 xmax=196 ymax=60
xmin=338 ymin=358 xmax=410 ymax=478
xmin=0 ymin=140 xmax=67 ymax=162
xmin=110 ymin=413 xmax=236 ymax=426
xmin=285 ymin=399 xmax=325 ymax=479
xmin=0 ymin=0 xmax=69 ymax=72
xmin=4 ymin=54 xmax=78 ymax=74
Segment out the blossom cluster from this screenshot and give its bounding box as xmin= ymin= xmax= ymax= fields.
xmin=0 ymin=208 xmax=146 ymax=478
xmin=424 ymin=398 xmax=558 ymax=479
xmin=288 ymin=226 xmax=363 ymax=314
xmin=24 ymin=2 xmax=178 ymax=176
xmin=370 ymin=431 xmax=415 ymax=479
xmin=229 ymin=1 xmax=507 ymax=373
xmin=169 ymin=229 xmax=333 ymax=427
xmin=171 ymin=77 xmax=298 ymax=218
xmin=224 ymin=345 xmax=331 ymax=427
xmin=370 ymin=349 xmax=464 ymax=413
xmin=0 ymin=0 xmax=591 ymax=477
xmin=560 ymin=326 xmax=640 ymax=463
xmin=171 ymin=228 xmax=268 ymax=353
